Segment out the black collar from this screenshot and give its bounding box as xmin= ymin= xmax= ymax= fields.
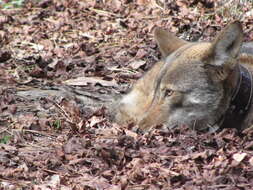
xmin=219 ymin=64 xmax=253 ymax=130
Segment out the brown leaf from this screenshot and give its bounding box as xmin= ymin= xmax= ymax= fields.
xmin=137 ymin=0 xmax=148 ymax=5
xmin=135 ymin=49 xmax=148 ymax=59
xmin=63 ymin=137 xmax=87 ymax=154
xmin=129 ymin=60 xmax=146 ymax=70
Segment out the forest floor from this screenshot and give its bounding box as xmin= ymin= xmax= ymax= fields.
xmin=0 ymin=0 xmax=253 ymax=189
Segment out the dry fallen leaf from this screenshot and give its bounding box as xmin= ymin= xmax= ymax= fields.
xmin=1 ymin=0 xmax=253 ymax=189
xmin=249 ymin=157 xmax=253 ymax=166
xmin=232 ymin=152 xmax=247 ymax=162
xmin=129 ymin=60 xmax=146 ymax=70
xmin=125 ymin=129 xmax=138 ymax=140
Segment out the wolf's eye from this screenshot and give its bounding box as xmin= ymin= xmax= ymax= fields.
xmin=164 ymin=89 xmax=174 ymax=97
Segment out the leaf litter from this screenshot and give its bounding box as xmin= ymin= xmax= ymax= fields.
xmin=0 ymin=0 xmax=253 ymax=189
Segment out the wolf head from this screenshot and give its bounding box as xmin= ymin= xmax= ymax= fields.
xmin=138 ymin=21 xmax=244 ymax=131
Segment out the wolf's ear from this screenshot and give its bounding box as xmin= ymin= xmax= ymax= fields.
xmin=212 ymin=21 xmax=243 ymax=62
xmin=154 ymin=27 xmax=188 ymax=58
xmin=206 ymin=21 xmax=243 ymax=81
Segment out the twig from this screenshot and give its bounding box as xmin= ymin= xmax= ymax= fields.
xmin=89 ymin=8 xmax=118 ymax=17
xmin=46 ymin=98 xmax=75 ymax=125
xmin=45 ymin=98 xmax=79 ymax=133
xmin=154 ymin=0 xmax=165 ymax=10
xmin=0 ymin=128 xmax=12 ymax=135
xmin=0 ymin=128 xmax=8 ymax=134
xmin=208 ymin=183 xmax=252 ymax=188
xmin=42 ymin=168 xmax=60 ymax=174
xmin=23 ymin=129 xmax=57 ymax=138
xmin=19 ymin=142 xmax=54 ymax=150
xmin=0 ymin=178 xmax=31 ymax=186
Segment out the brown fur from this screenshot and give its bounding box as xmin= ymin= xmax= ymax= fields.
xmin=112 ymin=21 xmax=253 ymax=132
